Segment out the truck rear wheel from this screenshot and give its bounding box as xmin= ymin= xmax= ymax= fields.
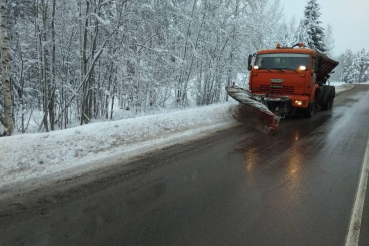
xmin=322 ymin=91 xmax=333 ymax=111
xmin=328 ymin=95 xmax=334 ymax=109
xmin=304 ymin=96 xmax=316 ymax=118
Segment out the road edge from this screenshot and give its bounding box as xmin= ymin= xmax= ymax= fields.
xmin=336 ymin=84 xmax=355 ymax=95
xmin=345 ymin=137 xmax=369 ymax=246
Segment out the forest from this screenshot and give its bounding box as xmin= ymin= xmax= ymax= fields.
xmin=0 ymin=0 xmax=368 ymax=135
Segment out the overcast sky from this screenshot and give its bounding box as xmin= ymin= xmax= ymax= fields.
xmin=280 ymin=0 xmax=369 ymax=56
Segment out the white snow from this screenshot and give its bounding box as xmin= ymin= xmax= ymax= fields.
xmin=330 ymin=81 xmax=355 ymax=94
xmin=354 ymin=81 xmax=369 ymax=85
xmin=0 ymin=124 xmax=6 ymax=134
xmin=90 ymin=13 xmax=110 ymax=25
xmin=0 ymin=82 xmax=355 ymax=198
xmin=0 ymin=103 xmax=239 ymax=198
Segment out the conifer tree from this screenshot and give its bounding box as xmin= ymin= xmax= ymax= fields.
xmin=294 ymin=19 xmax=313 ymax=47
xmin=298 ymin=0 xmax=326 ymax=53
xmin=324 ymin=24 xmax=335 ymax=57
xmin=357 ymin=49 xmax=369 ymax=82
xmin=347 ymin=52 xmax=361 ymax=84
xmin=341 ymin=50 xmax=354 ymax=83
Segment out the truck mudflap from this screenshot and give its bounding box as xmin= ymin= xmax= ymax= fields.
xmin=226 ymin=86 xmax=280 ymax=135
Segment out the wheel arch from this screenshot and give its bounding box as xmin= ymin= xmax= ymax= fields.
xmin=309 ymin=85 xmax=319 ymax=103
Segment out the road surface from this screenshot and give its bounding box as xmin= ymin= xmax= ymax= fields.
xmin=0 ymin=85 xmax=368 ymax=246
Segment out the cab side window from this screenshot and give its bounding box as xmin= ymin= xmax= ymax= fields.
xmin=312 ymin=57 xmax=316 ymax=71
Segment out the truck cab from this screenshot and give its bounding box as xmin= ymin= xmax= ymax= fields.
xmin=248 ymin=44 xmax=339 ymax=118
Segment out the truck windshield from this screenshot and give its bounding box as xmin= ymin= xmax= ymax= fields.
xmin=255 ymin=53 xmax=310 ymax=70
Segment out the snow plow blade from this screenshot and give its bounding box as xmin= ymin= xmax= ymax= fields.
xmin=226 ymin=86 xmax=280 ymax=135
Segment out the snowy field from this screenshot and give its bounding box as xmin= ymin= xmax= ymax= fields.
xmin=0 ymin=83 xmax=355 ymax=198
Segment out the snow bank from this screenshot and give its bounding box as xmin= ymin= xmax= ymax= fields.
xmin=330 ymin=82 xmax=355 ymax=94
xmin=354 ymin=81 xmax=369 ymax=85
xmin=0 ymin=103 xmax=238 ymax=193
xmin=0 ymin=124 xmax=6 ymax=135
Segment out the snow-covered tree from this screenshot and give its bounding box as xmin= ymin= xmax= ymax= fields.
xmin=364 ymin=51 xmax=369 ymax=82
xmin=330 ymin=53 xmax=344 ymax=81
xmin=295 ymin=0 xmax=326 ymax=53
xmin=336 ymin=49 xmax=369 ymax=83
xmin=0 ymin=0 xmax=292 ymax=134
xmin=293 ymin=19 xmax=313 ymax=47
xmin=357 ymin=49 xmax=369 ymax=83
xmin=347 ymin=52 xmax=361 ymax=84
xmin=344 ymin=49 xmax=369 ymax=84
xmin=281 ymin=16 xmax=297 ymax=47
xmin=248 ymin=0 xmax=284 ymax=51
xmin=341 ymin=50 xmax=354 ymax=83
xmin=324 ymin=24 xmax=335 ymax=57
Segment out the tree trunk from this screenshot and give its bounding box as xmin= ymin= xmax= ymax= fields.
xmin=79 ymin=0 xmax=89 ymax=125
xmin=1 ymin=0 xmax=13 ymax=135
xmin=49 ymin=0 xmax=56 ymax=130
xmin=110 ymin=83 xmax=115 ymax=120
xmin=41 ymin=0 xmax=49 ymax=132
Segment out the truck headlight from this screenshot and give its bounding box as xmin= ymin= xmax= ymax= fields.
xmin=295 ymin=100 xmax=303 ymax=106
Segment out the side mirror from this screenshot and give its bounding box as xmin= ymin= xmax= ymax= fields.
xmin=248 ymin=54 xmax=253 ymax=71
xmin=315 ymin=56 xmax=323 ymax=73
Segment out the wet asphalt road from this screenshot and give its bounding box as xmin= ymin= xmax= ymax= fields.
xmin=0 ymin=85 xmax=369 ymax=246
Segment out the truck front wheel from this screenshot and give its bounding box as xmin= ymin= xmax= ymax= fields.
xmin=304 ymin=95 xmax=316 ymax=118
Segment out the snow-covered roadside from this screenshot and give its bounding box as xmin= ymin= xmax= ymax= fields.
xmin=0 ymin=83 xmax=354 ymax=198
xmin=354 ymin=81 xmax=369 ymax=85
xmin=330 ymin=82 xmax=355 ymax=94
xmin=0 ymin=103 xmax=239 ymax=198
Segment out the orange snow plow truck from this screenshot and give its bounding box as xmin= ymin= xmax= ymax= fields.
xmin=226 ymin=43 xmax=339 ymax=134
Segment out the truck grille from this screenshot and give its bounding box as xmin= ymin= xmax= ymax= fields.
xmin=259 ymin=85 xmax=300 ymax=94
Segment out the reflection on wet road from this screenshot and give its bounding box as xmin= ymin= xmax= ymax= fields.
xmin=0 ymin=85 xmax=368 ymax=246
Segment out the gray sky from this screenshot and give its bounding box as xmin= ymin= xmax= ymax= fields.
xmin=280 ymin=0 xmax=369 ymax=56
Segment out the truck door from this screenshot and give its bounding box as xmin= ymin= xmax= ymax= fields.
xmin=308 ymin=56 xmax=318 ymax=103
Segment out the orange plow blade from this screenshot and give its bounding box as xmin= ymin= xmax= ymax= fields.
xmin=226 ymin=86 xmax=280 ymax=135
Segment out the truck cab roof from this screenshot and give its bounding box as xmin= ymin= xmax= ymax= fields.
xmin=257 ymin=47 xmax=339 ymax=81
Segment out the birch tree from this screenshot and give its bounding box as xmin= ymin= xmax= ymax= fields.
xmin=1 ymin=0 xmax=12 ymax=135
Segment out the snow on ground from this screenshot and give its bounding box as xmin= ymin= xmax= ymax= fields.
xmin=330 ymin=81 xmax=355 ymax=94
xmin=0 ymin=103 xmax=239 ymax=197
xmin=0 ymin=124 xmax=5 ymax=134
xmin=354 ymin=81 xmax=369 ymax=85
xmin=0 ymin=82 xmax=355 ymax=198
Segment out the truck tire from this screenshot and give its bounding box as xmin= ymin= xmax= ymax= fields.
xmin=304 ymin=95 xmax=316 ymax=118
xmin=321 ymin=92 xmax=331 ymax=111
xmin=328 ymin=95 xmax=334 ymax=109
